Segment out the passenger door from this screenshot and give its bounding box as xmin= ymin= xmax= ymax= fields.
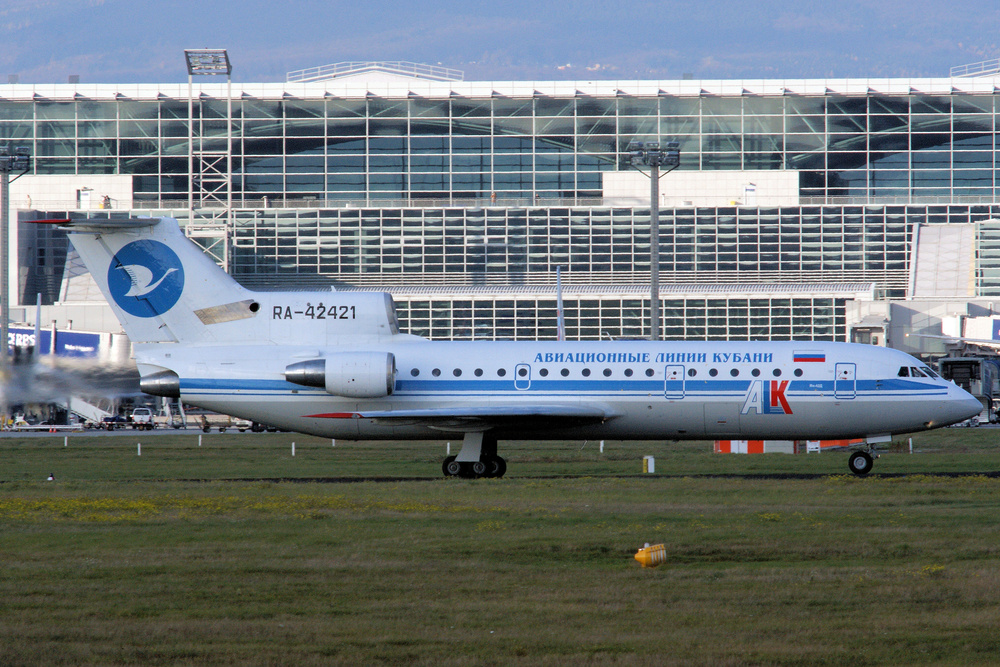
xmin=835 ymin=362 xmax=856 ymax=399
xmin=664 ymin=364 xmax=685 ymax=399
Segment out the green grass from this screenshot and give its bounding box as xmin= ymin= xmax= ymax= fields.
xmin=3 ymin=431 xmax=1000 ymax=665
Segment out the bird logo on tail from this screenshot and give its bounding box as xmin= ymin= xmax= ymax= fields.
xmin=118 ymin=264 xmax=179 ymax=297
xmin=107 ymin=241 xmax=185 ymax=318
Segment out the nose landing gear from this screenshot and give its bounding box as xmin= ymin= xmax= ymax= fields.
xmin=848 ymin=447 xmax=879 ymax=476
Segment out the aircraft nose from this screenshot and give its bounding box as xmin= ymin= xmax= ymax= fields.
xmin=952 ymin=386 xmax=984 ymax=422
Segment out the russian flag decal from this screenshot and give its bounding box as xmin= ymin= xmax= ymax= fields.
xmin=793 ymin=351 xmax=826 ymax=363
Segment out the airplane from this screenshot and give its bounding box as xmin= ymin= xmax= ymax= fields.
xmin=42 ymin=216 xmax=982 ymax=478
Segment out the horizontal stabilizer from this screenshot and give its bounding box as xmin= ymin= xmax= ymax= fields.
xmin=29 ymin=217 xmax=161 ymax=231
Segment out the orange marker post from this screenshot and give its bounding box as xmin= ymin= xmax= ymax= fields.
xmin=634 ymin=543 xmax=667 ymax=568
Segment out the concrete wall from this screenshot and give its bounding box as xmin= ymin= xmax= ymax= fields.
xmin=4 ymin=175 xmax=133 ymax=308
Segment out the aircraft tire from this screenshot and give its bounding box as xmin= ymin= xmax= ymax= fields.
xmin=848 ymin=451 xmax=873 ymax=476
xmin=490 ymin=456 xmax=507 ymax=479
xmin=482 ymin=454 xmax=506 ymax=478
xmin=443 ymin=456 xmax=460 ymax=477
xmin=470 ymin=460 xmax=487 ymax=478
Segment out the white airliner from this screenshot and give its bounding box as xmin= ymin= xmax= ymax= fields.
xmin=51 ymin=216 xmax=980 ymax=477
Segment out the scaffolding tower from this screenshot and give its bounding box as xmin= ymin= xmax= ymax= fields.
xmin=185 ymin=49 xmax=232 ymax=271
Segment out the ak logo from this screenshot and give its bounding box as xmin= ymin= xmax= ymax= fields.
xmin=740 ymin=380 xmax=792 ymax=415
xmin=107 ymin=240 xmax=185 ymax=318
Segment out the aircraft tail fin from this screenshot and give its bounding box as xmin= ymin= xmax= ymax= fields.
xmin=50 ymin=217 xmax=256 ymax=344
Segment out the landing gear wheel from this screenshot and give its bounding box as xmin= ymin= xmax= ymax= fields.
xmin=470 ymin=460 xmax=487 ymax=478
xmin=848 ymin=451 xmax=873 ymax=476
xmin=443 ymin=456 xmax=460 ymax=477
xmin=482 ymin=455 xmax=507 ymax=478
xmin=493 ymin=456 xmax=507 ymax=478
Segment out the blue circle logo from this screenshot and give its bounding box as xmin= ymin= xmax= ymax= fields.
xmin=108 ymin=240 xmax=185 ymax=318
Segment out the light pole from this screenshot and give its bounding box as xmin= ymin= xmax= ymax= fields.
xmin=621 ymin=140 xmax=680 ymax=341
xmin=0 ymin=146 xmax=31 ymax=374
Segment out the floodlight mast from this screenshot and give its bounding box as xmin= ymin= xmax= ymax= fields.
xmin=0 ymin=146 xmax=31 ymax=401
xmin=621 ymin=140 xmax=680 ymax=341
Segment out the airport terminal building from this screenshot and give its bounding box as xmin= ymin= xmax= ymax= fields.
xmin=5 ymin=59 xmax=1000 ymax=357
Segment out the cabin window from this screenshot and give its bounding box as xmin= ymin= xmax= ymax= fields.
xmin=751 ymin=369 xmax=760 ymax=377
xmin=497 ymin=368 xmax=507 ymax=377
xmin=646 ymin=368 xmax=655 ymax=377
xmin=474 ymin=368 xmax=483 ymax=377
xmin=623 ymin=369 xmax=633 ymax=377
xmin=453 ymin=369 xmax=462 ymax=377
xmin=603 ymin=368 xmax=612 ymax=377
xmin=561 ymin=368 xmax=570 ymax=377
xmin=410 ymin=368 xmax=419 ymax=377
xmin=794 ymin=368 xmax=803 ymax=377
xmin=518 ymin=367 xmax=528 ymax=377
xmin=709 ymin=368 xmax=718 ymax=377
xmin=539 ymin=368 xmax=549 ymax=377
xmin=772 ymin=369 xmax=782 ymax=377
xmin=582 ymin=368 xmax=591 ymax=377
xmin=687 ymin=368 xmax=697 ymax=377
xmin=432 ymin=368 xmax=441 ymax=377
xmin=730 ymin=369 xmax=739 ymax=377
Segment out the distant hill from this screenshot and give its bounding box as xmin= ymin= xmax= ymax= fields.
xmin=2 ymin=0 xmax=998 ymax=84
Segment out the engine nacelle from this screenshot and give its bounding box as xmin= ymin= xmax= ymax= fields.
xmin=139 ymin=369 xmax=181 ymax=398
xmin=284 ymin=352 xmax=396 ymax=398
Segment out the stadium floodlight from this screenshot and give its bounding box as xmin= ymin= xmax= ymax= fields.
xmin=184 ymin=49 xmax=231 ymax=76
xmin=0 ymin=145 xmax=31 ymax=376
xmin=619 ymin=139 xmax=680 ymax=341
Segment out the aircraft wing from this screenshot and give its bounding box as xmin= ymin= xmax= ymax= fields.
xmin=306 ymin=404 xmax=617 ymax=431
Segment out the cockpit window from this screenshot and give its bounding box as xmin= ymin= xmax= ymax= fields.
xmin=910 ymin=367 xmax=927 ymax=377
xmin=920 ymin=366 xmax=940 ymax=379
xmin=898 ymin=367 xmax=909 ymax=377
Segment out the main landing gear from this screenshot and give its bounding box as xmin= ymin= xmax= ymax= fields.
xmin=442 ymin=433 xmax=506 ymax=479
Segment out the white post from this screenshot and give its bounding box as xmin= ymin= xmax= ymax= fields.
xmin=331 ymin=439 xmax=335 ymax=447
xmin=64 ymin=436 xmax=68 ymax=447
xmin=909 ymin=437 xmax=913 ymax=454
xmin=600 ymin=440 xmax=604 ymax=453
xmin=447 ymin=442 xmax=451 ymax=456
xmin=198 ymin=434 xmax=202 ymax=447
xmin=137 ymin=442 xmax=141 ymax=457
xmin=292 ymin=442 xmax=295 ymax=457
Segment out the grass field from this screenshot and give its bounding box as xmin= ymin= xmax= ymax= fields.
xmin=3 ymin=430 xmax=1000 ymax=665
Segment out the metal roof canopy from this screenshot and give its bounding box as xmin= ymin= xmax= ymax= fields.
xmin=4 ymin=76 xmax=999 ymax=101
xmin=287 ymin=61 xmax=463 ymax=83
xmin=950 ymin=57 xmax=1000 ymax=78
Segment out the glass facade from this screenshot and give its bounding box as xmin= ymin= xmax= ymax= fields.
xmin=1 ymin=87 xmax=998 ymax=204
xmin=227 ymin=205 xmax=937 ymax=299
xmin=390 ymin=294 xmax=849 ymax=342
xmin=6 ymin=75 xmax=999 ymax=342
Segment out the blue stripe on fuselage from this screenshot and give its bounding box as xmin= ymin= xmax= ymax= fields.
xmin=178 ymin=377 xmax=948 ymax=398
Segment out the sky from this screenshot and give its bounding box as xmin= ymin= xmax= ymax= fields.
xmin=1 ymin=0 xmax=998 ymax=84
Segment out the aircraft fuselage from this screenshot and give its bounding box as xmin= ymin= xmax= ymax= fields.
xmin=144 ymin=339 xmax=980 ymax=442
